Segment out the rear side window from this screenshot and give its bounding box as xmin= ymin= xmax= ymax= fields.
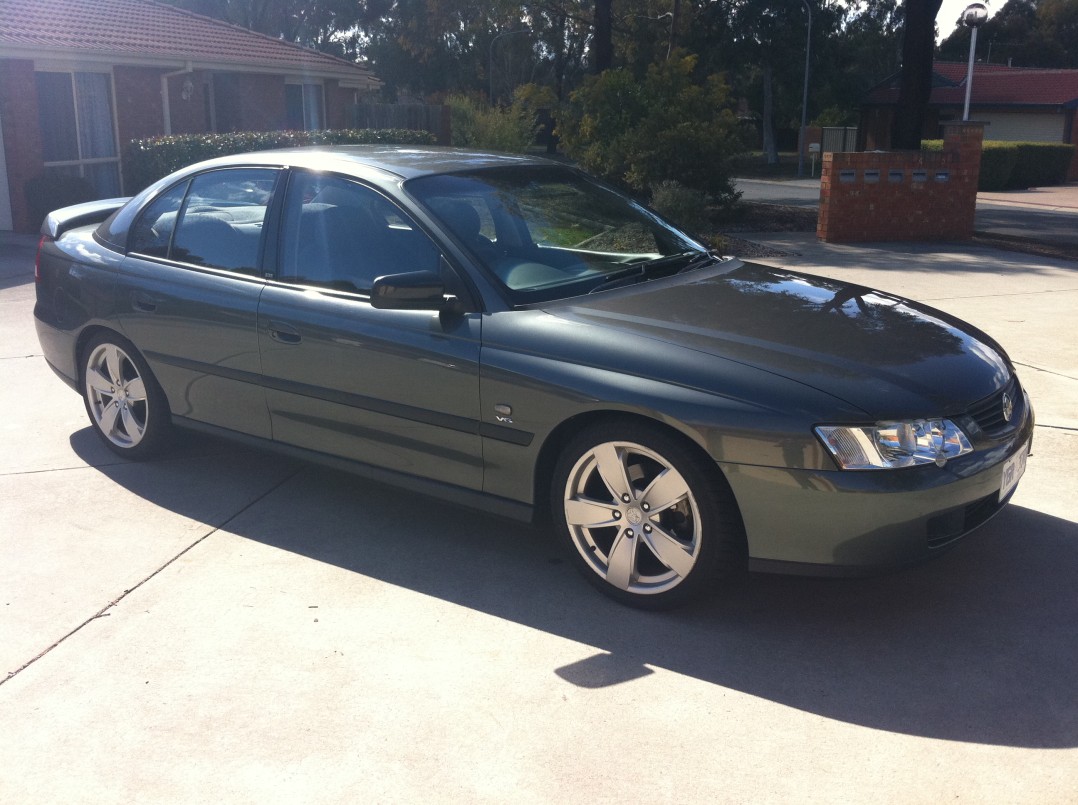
xmin=129 ymin=181 xmax=189 ymax=257
xmin=129 ymin=168 xmax=279 ymax=274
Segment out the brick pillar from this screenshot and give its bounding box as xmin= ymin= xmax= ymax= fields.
xmin=0 ymin=59 xmax=45 ymax=232
xmin=816 ymin=152 xmax=835 ymax=241
xmin=942 ymin=122 xmax=984 ymax=239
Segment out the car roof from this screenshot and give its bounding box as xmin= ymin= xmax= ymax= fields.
xmin=206 ymin=145 xmax=559 ymax=181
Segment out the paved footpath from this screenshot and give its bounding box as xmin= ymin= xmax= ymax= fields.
xmin=1 ymin=230 xmax=1076 ymax=803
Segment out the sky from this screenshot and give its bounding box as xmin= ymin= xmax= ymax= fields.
xmin=935 ymin=0 xmax=1001 ymax=43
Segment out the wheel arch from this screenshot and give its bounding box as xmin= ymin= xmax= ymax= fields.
xmin=74 ymin=325 xmax=126 ymax=386
xmin=76 ymin=326 xmax=170 ymax=411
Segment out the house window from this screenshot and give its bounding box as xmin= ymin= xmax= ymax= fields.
xmin=35 ymin=71 xmax=121 ymax=198
xmin=285 ymin=83 xmax=324 ymax=131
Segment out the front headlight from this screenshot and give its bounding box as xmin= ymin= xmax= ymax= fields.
xmin=815 ymin=419 xmax=973 ymax=470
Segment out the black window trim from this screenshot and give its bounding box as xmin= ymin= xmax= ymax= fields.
xmin=126 ymin=166 xmax=284 ymax=277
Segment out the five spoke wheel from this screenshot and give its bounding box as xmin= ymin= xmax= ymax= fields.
xmin=85 ymin=342 xmax=149 ymax=449
xmin=553 ymin=421 xmax=744 ymax=608
xmin=563 ymin=440 xmax=701 ymax=595
xmin=81 ymin=333 xmax=171 ymax=458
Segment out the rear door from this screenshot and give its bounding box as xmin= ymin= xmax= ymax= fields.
xmin=117 ymin=167 xmax=280 ymax=437
xmin=256 ymin=170 xmax=484 ymax=489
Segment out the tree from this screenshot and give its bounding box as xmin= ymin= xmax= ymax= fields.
xmin=557 ymin=55 xmax=743 ymax=199
xmin=722 ymin=0 xmax=821 ymax=163
xmin=892 ymin=0 xmax=944 ymax=149
xmin=591 ymin=0 xmax=614 ymax=72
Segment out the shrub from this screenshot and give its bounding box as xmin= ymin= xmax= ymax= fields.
xmin=922 ymin=139 xmax=1073 ymax=191
xmin=1007 ymin=142 xmax=1074 ymax=189
xmin=25 ymin=172 xmax=96 ymax=228
xmin=650 ymin=180 xmax=710 ymax=235
xmin=123 ymin=128 xmax=437 ymax=192
xmin=557 ymin=55 xmax=744 ymax=204
xmin=447 ymin=85 xmax=553 ymax=152
xmin=978 ymin=142 xmax=1021 ymax=191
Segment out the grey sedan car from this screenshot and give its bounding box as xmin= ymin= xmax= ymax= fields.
xmin=34 ymin=147 xmax=1033 ymax=607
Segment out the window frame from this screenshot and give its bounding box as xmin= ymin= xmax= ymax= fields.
xmin=274 ymin=169 xmax=451 ymax=298
xmin=34 ymin=67 xmax=123 ymax=197
xmin=127 ymin=167 xmax=283 ymax=277
xmin=285 ymin=80 xmax=325 ymax=131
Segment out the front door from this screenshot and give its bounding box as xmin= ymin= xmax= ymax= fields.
xmin=256 ymin=170 xmax=484 ymax=489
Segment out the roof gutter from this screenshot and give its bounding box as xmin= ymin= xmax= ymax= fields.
xmin=161 ymin=61 xmax=194 ymax=135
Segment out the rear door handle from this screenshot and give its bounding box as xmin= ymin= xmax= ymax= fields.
xmin=269 ymin=321 xmax=302 ymax=344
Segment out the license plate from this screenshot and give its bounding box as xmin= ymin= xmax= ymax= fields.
xmin=999 ymin=441 xmax=1028 ymax=502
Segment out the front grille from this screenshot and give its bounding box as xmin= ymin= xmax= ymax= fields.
xmin=967 ymin=375 xmax=1021 ymax=437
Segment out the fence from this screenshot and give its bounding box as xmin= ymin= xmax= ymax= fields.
xmin=821 ymin=127 xmax=858 ymax=153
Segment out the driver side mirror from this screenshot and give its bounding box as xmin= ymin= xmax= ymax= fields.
xmin=370 ymin=270 xmax=453 ymax=311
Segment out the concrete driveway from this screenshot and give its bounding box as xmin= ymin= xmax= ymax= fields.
xmin=1 ymin=231 xmax=1076 ymax=803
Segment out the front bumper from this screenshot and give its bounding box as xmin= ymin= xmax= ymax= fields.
xmin=726 ymin=405 xmax=1034 ymax=574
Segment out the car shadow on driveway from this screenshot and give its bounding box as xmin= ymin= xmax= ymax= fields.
xmin=72 ymin=429 xmax=1078 ymax=750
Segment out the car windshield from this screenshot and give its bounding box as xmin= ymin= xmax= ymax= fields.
xmin=406 ymin=165 xmax=706 ymax=304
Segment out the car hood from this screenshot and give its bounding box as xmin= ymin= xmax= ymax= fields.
xmin=542 ymin=261 xmax=1011 ymax=418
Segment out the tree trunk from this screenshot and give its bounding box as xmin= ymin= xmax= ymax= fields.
xmin=592 ymin=0 xmax=613 ymax=73
xmin=762 ymin=65 xmax=779 ymax=165
xmin=891 ymin=0 xmax=945 ymax=149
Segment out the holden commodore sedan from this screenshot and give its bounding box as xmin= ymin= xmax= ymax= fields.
xmin=34 ymin=147 xmax=1033 ymax=607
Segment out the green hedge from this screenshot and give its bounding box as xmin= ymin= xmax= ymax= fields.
xmin=1008 ymin=142 xmax=1075 ymax=189
xmin=124 ymin=128 xmax=438 ymax=193
xmin=922 ymin=139 xmax=1073 ymax=191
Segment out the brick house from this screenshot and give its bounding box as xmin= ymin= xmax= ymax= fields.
xmin=0 ymin=0 xmax=381 ymax=231
xmin=859 ymin=61 xmax=1078 ymax=180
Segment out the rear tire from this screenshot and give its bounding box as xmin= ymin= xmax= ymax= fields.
xmin=81 ymin=332 xmax=172 ymax=459
xmin=551 ymin=420 xmax=745 ymax=609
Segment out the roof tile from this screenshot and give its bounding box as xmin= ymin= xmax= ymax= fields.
xmin=866 ymin=61 xmax=1078 ymax=108
xmin=0 ymin=0 xmax=377 ymax=83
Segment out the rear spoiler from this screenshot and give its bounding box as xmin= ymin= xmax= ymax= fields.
xmin=41 ymin=197 xmax=130 ymax=240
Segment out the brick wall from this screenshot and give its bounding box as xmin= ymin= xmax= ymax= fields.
xmin=114 ymin=66 xmax=165 ymax=144
xmin=817 ymin=123 xmax=984 ymax=243
xmin=0 ymin=59 xmax=44 ymax=232
xmin=214 ymin=73 xmax=286 ymax=133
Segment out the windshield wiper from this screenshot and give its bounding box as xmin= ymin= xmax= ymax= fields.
xmin=588 ymin=251 xmax=704 ymax=294
xmin=676 ymin=249 xmax=725 ymax=274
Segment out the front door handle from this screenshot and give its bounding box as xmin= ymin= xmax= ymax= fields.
xmin=269 ymin=321 xmax=302 ymax=344
xmin=132 ymin=291 xmax=158 ymax=313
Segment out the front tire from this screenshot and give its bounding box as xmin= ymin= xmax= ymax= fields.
xmin=551 ymin=421 xmax=745 ymax=609
xmin=82 ymin=332 xmax=171 ymax=459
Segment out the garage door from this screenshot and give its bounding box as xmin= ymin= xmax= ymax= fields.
xmin=981 ymin=112 xmax=1065 ymax=143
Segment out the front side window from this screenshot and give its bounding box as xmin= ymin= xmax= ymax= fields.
xmin=128 ymin=168 xmax=277 ymax=274
xmin=278 ymin=172 xmax=441 ymax=294
xmin=35 ymin=70 xmax=121 ymax=197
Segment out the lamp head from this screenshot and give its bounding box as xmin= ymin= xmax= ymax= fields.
xmin=961 ymin=3 xmax=989 ymax=28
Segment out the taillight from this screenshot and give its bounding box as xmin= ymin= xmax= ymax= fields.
xmin=35 ymin=235 xmax=51 ymax=283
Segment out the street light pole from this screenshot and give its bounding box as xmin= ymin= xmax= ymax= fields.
xmin=961 ymin=4 xmax=989 ymax=121
xmin=797 ymin=0 xmax=812 ymax=178
xmin=489 ymin=29 xmax=530 ymax=106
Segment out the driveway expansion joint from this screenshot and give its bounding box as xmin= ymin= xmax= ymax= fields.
xmin=0 ymin=466 xmax=304 ymax=686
